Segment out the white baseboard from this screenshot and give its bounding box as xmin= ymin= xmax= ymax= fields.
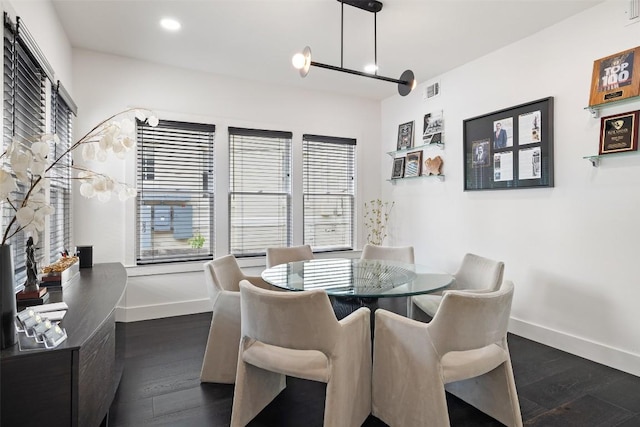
xmin=509 ymin=317 xmax=640 ymax=377
xmin=115 ymin=298 xmax=211 ymax=323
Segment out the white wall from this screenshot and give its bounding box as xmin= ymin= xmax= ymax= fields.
xmin=71 ymin=50 xmax=381 ymax=320
xmin=381 ymin=0 xmax=640 ymax=376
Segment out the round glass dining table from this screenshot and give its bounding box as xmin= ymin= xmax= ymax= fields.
xmin=261 ymin=258 xmax=454 ymax=319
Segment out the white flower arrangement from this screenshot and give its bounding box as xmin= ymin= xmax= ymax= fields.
xmin=0 ymin=108 xmax=158 ymax=245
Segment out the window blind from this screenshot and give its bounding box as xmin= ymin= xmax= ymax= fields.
xmin=2 ymin=16 xmax=47 ymax=290
xmin=49 ymin=83 xmax=74 ymax=262
xmin=229 ymin=127 xmax=292 ymax=257
xmin=302 ymin=134 xmax=355 ymax=251
xmin=136 ymin=119 xmax=215 ymax=264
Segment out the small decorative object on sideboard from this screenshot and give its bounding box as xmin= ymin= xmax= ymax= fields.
xmin=423 ymin=156 xmax=443 ymax=176
xmin=76 ymin=245 xmax=93 ymax=268
xmin=41 ymin=254 xmax=80 ymax=289
xmin=16 ymin=237 xmax=49 ymax=310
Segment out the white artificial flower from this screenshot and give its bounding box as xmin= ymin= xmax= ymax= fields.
xmin=148 ymin=116 xmax=159 ymax=127
xmin=121 ymin=136 xmax=135 ymax=150
xmin=79 ymin=182 xmax=95 ymax=198
xmin=10 ymin=149 xmax=31 ymax=175
xmin=30 ymin=158 xmax=46 ymax=177
xmin=97 ymin=191 xmax=111 ymax=202
xmin=16 ymin=206 xmax=35 ymax=228
xmin=32 ymin=178 xmax=49 ymax=193
xmin=92 ymin=176 xmax=107 ymax=193
xmin=134 ymin=109 xmax=147 ymax=121
xmin=96 ymin=149 xmax=108 ymax=162
xmin=82 ymin=142 xmax=96 ymax=161
xmin=0 ymin=169 xmax=17 ymax=199
xmin=112 ymin=140 xmax=125 ymax=154
xmin=98 ymin=133 xmax=114 ymax=151
xmin=31 ymin=141 xmax=49 ymax=160
xmin=120 ymin=118 xmax=134 ymax=135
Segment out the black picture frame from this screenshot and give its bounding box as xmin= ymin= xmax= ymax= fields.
xmin=463 ymin=97 xmax=554 ymax=191
xmin=397 ymin=121 xmax=414 ymax=150
xmin=391 ymin=157 xmax=405 ymax=179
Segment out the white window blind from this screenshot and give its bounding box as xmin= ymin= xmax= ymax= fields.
xmin=229 ymin=127 xmax=292 ymax=257
xmin=2 ymin=15 xmax=48 ymax=290
xmin=302 ymin=134 xmax=355 ymax=251
xmin=136 ymin=119 xmax=215 ymax=264
xmin=49 ymin=83 xmax=75 ymax=262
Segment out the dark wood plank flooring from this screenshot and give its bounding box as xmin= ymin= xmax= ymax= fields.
xmin=109 ymin=301 xmax=640 ymax=426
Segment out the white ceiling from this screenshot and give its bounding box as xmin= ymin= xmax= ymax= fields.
xmin=51 ymin=0 xmax=603 ymax=100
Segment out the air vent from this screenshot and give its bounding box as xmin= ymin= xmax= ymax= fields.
xmin=629 ymin=0 xmax=639 ymax=20
xmin=424 ymin=82 xmax=440 ymax=100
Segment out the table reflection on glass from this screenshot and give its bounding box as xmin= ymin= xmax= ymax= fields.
xmin=261 ymin=258 xmax=454 ymax=319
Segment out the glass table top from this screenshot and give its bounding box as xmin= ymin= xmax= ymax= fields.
xmin=261 ymin=258 xmax=454 ymax=298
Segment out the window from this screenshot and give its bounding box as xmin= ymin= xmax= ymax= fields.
xmin=2 ymin=16 xmax=50 ymax=289
xmin=302 ymin=134 xmax=355 ymax=251
xmin=49 ymin=83 xmax=76 ymax=261
xmin=136 ymin=120 xmax=215 ymax=264
xmin=229 ymin=127 xmax=291 ymax=256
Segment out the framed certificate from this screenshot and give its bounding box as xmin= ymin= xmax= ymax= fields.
xmin=589 ymin=47 xmax=640 ymax=107
xmin=599 ymin=111 xmax=639 ymax=154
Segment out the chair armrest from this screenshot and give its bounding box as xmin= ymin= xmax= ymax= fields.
xmin=243 ymin=275 xmax=275 ymax=290
xmin=338 ymin=307 xmax=371 ymax=343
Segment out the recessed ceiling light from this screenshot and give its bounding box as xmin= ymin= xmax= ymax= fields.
xmin=160 ymin=18 xmax=181 ymax=32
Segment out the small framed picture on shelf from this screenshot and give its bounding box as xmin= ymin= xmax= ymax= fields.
xmin=397 ymin=121 xmax=414 ymax=150
xmin=404 ymin=151 xmax=422 ymax=177
xmin=391 ymin=157 xmax=405 ymax=179
xmin=599 ymin=111 xmax=639 ymax=155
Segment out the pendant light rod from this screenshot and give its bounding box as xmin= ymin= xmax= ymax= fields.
xmin=291 ymin=0 xmax=416 ymax=96
xmin=310 ymin=60 xmax=407 ymax=85
xmin=374 ymin=11 xmax=377 ymax=76
xmin=341 ymin=1 xmax=344 ymax=68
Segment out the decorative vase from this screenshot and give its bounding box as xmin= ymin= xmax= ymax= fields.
xmin=1 ymin=244 xmax=18 ymax=349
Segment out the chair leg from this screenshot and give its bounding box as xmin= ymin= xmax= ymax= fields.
xmin=445 ymin=360 xmax=523 ymax=427
xmin=200 ymin=306 xmax=241 ymax=383
xmin=230 ymin=357 xmax=286 ymax=427
xmin=372 ymin=311 xmax=449 ymax=427
xmin=324 ymin=325 xmax=372 ymax=427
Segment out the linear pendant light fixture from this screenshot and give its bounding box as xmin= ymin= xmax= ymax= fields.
xmin=292 ymin=0 xmax=416 ymax=96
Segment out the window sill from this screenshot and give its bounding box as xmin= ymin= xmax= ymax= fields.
xmin=125 ymin=250 xmax=362 ymax=277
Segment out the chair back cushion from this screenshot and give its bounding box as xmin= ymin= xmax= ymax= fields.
xmin=207 ymin=254 xmax=244 ymax=293
xmin=361 ymin=244 xmax=415 ymax=264
xmin=266 ymin=245 xmax=314 ymax=268
xmin=453 ymin=253 xmax=504 ymax=291
xmin=239 ymin=280 xmax=340 ymax=355
xmin=429 ymin=281 xmax=514 ymax=354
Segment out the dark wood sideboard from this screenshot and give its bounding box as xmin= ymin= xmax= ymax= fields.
xmin=1 ymin=263 xmax=127 ymax=427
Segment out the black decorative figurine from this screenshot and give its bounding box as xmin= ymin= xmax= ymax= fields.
xmin=24 ymin=236 xmax=39 ymax=293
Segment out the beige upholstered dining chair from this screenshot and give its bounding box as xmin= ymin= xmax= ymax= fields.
xmin=200 ymin=255 xmax=271 ymax=384
xmin=360 ymin=243 xmax=415 ymax=264
xmin=408 ymin=252 xmax=504 ymax=321
xmin=265 ymin=244 xmax=314 ymax=268
xmin=372 ymin=280 xmax=522 ymax=427
xmin=231 ymin=280 xmax=372 ymax=427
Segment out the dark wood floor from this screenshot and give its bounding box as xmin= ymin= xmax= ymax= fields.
xmin=109 ymin=302 xmax=640 ymax=427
